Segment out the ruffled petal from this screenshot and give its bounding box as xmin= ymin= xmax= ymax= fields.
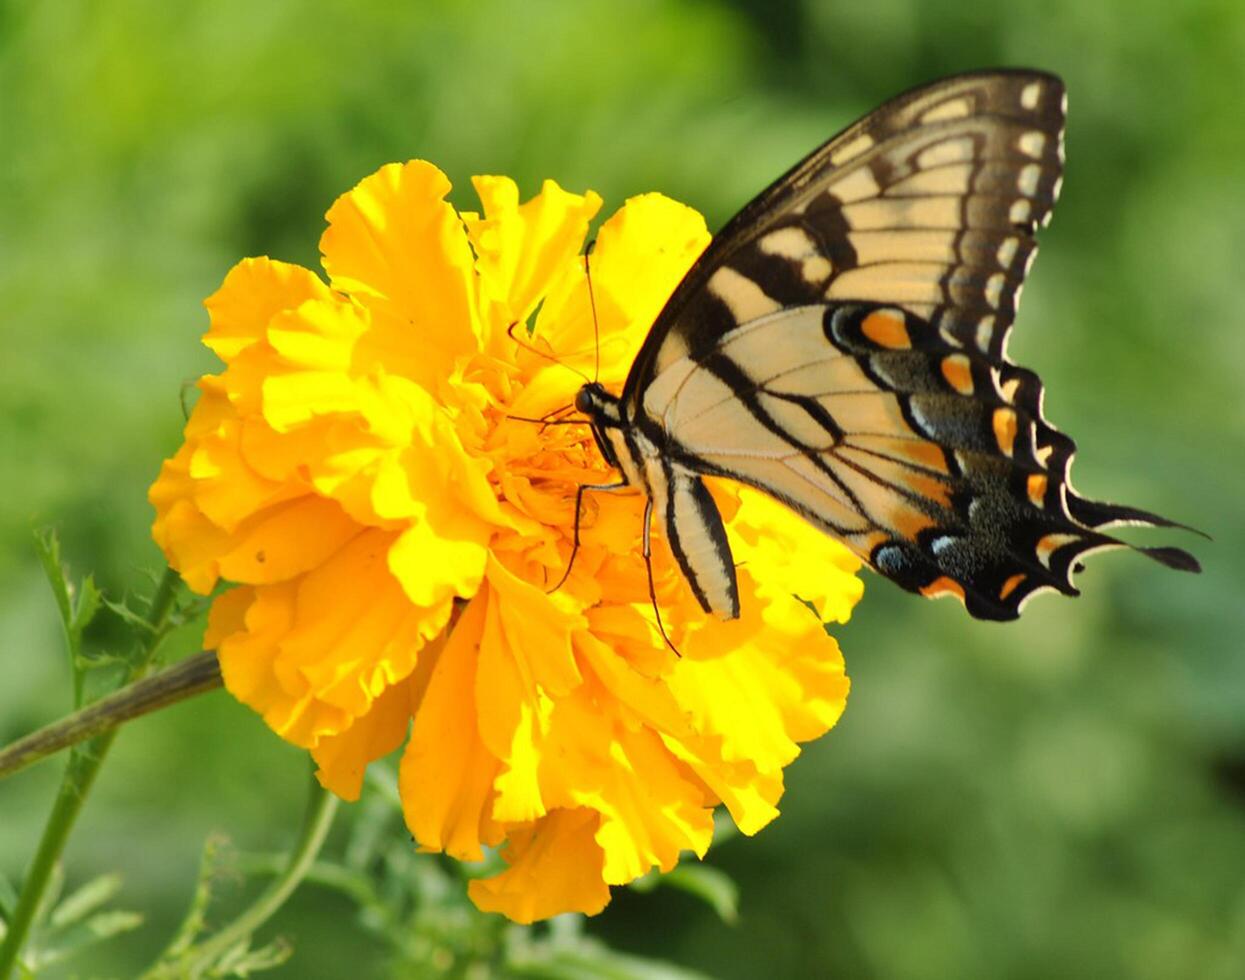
xmin=203 ymin=257 xmax=332 ymax=361
xmin=399 ymin=596 xmax=504 ymax=860
xmin=468 ymin=808 xmax=609 ymax=923
xmin=464 ymin=175 xmax=602 ymax=336
xmin=312 ymin=663 xmax=413 ymax=800
xmin=320 ymin=161 xmax=482 ymax=384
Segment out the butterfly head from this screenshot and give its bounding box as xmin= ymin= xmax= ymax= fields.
xmin=574 ymin=382 xmax=625 ymax=468
xmin=574 ymin=382 xmax=621 ymax=424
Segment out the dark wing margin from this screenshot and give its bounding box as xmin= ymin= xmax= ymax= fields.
xmin=623 ymin=68 xmax=1067 ymax=410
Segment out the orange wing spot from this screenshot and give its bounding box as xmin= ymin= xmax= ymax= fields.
xmin=890 ymin=506 xmax=937 ymax=542
xmin=920 ymin=576 xmax=965 ymax=601
xmin=846 ymin=435 xmax=950 ymax=475
xmin=906 ymin=471 xmax=955 ymax=510
xmin=993 ymin=407 xmax=1018 ymax=457
xmin=860 ymin=309 xmax=911 ymax=349
xmin=999 ymin=572 xmax=1026 ymax=600
xmin=940 ymin=354 xmax=974 ymax=395
xmin=1026 ymin=472 xmax=1048 ymax=507
xmin=1036 ymin=532 xmax=1081 ymax=568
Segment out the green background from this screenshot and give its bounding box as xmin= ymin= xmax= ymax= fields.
xmin=2 ymin=0 xmax=1243 ymax=976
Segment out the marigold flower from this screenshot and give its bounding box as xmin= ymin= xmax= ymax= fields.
xmin=149 ymin=160 xmax=864 ymax=922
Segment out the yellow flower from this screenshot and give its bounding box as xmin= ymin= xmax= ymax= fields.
xmin=150 ymin=160 xmax=864 ymax=922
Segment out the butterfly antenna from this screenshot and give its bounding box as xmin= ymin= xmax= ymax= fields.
xmin=584 ymin=240 xmax=601 ymax=383
xmin=506 ymin=321 xmax=591 ymax=383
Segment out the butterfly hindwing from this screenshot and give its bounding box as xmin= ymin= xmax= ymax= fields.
xmin=643 ymin=303 xmax=1196 ymax=619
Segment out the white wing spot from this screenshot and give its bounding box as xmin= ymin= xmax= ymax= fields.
xmin=1009 ymin=199 xmax=1033 ymax=224
xmin=984 ymin=272 xmax=1006 ymax=309
xmin=917 ymin=137 xmax=975 ymax=169
xmin=830 ymin=133 xmax=875 ymax=165
xmin=921 ymin=97 xmax=972 ymax=123
xmin=1020 ymin=82 xmax=1042 ymax=110
xmin=1018 ymin=131 xmax=1047 ymax=159
xmin=758 ymin=226 xmax=818 ymax=260
xmin=996 ymin=238 xmax=1019 ymax=269
xmin=707 ymin=267 xmax=782 ymax=323
xmin=974 ymin=315 xmax=996 ymax=351
xmin=827 ymin=166 xmax=881 ymax=203
xmin=802 ymin=255 xmax=834 ymax=284
xmin=1018 ymin=163 xmax=1042 ymax=196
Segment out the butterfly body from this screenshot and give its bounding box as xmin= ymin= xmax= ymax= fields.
xmin=572 ymin=69 xmax=1199 ymax=622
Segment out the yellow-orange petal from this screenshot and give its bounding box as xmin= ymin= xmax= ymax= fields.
xmin=312 ymin=672 xmax=413 ymax=801
xmin=215 ymin=496 xmax=360 ymax=586
xmin=670 ymin=575 xmax=850 ymax=774
xmin=320 ymin=161 xmax=482 ymax=383
xmin=728 ymin=486 xmax=864 ymax=624
xmin=465 ymin=175 xmax=602 ymax=339
xmin=203 ymin=257 xmax=333 ymax=361
xmin=399 ymin=596 xmax=504 ymax=860
xmin=468 ymin=808 xmax=610 ymax=923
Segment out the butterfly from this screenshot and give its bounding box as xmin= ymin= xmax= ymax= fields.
xmin=570 ymin=68 xmax=1200 ymax=622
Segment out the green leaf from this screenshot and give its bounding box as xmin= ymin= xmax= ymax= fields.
xmin=33 ymin=527 xmax=72 ymax=631
xmin=35 ymin=910 xmax=144 ymax=968
xmin=0 ymin=871 xmax=17 ymax=922
xmin=48 ymin=872 xmax=123 ymax=930
xmin=68 ymin=573 xmax=102 ymax=638
xmin=655 ymin=864 xmax=739 ymax=924
xmin=211 ymin=937 xmax=293 ymax=976
xmin=102 ymin=594 xmax=158 ymax=633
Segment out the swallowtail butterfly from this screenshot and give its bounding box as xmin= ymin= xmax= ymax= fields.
xmin=573 ymin=69 xmax=1200 ymax=621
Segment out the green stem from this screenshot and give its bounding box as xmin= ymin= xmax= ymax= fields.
xmin=144 ymin=773 xmax=338 ymax=979
xmin=0 ymin=651 xmax=223 ymax=781
xmin=0 ymin=567 xmax=181 ymax=979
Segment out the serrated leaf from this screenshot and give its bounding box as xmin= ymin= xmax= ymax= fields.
xmin=657 ymin=864 xmax=739 ymax=924
xmin=102 ymin=595 xmax=158 ymax=632
xmin=32 ymin=910 xmax=144 ymax=967
xmin=69 ymin=574 xmax=102 ymax=636
xmin=211 ymin=936 xmax=293 ymax=977
xmin=49 ymin=872 xmax=124 ymax=930
xmin=33 ymin=527 xmax=72 ymax=630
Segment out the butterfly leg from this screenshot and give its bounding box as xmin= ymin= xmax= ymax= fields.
xmin=642 ymin=496 xmax=682 ymax=657
xmin=547 ymin=479 xmax=630 ymax=595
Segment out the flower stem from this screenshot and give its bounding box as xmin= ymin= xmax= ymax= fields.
xmin=142 ymin=770 xmax=339 ymax=979
xmin=0 ymin=651 xmax=223 ymax=780
xmin=0 ymin=567 xmax=181 ymax=979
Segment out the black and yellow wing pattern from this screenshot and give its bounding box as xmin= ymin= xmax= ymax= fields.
xmin=576 ymin=69 xmax=1199 ymax=622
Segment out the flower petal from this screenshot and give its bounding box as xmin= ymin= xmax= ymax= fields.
xmin=312 ymin=667 xmax=413 ymax=801
xmin=464 ymin=175 xmax=602 ymax=333
xmin=468 ymin=808 xmax=609 ymax=923
xmin=399 ymin=596 xmax=504 ymax=860
xmin=203 ymin=258 xmax=332 ymax=361
xmin=320 ymin=161 xmax=482 ymax=383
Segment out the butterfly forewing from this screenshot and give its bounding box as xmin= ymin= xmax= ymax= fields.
xmin=623 ymin=70 xmax=1067 ymax=405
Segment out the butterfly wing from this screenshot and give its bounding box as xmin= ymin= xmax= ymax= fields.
xmin=623 ymin=68 xmax=1067 ymax=409
xmin=625 ymin=69 xmax=1199 ymax=619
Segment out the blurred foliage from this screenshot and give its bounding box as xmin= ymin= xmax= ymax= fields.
xmin=1 ymin=0 xmax=1243 ymax=977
